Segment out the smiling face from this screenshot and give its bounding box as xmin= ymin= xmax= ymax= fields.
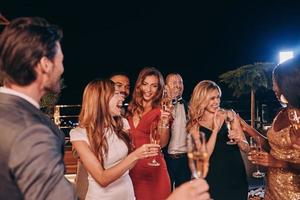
xmin=166 ymin=74 xmax=184 ymax=98
xmin=110 ymin=75 xmax=130 ymax=98
xmin=140 ymin=75 xmax=159 ymax=102
xmin=205 ymin=89 xmax=221 ymax=114
xmin=109 ymin=91 xmax=125 ymax=116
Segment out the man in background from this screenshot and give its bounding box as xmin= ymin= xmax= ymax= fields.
xmin=110 ymin=73 xmax=130 ymax=99
xmin=0 ymin=17 xmax=76 ymax=199
xmin=164 ymin=73 xmax=191 ymax=189
xmin=110 ymin=73 xmax=130 ymax=115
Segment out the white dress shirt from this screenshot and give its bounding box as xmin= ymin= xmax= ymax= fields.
xmin=0 ymin=87 xmax=40 ymax=108
xmin=168 ymin=103 xmax=187 ymax=154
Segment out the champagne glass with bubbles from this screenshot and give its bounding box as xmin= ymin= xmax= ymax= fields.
xmin=187 ymin=132 xmax=209 ymax=179
xmin=148 ymin=120 xmax=161 ymax=166
xmin=160 ymin=87 xmax=173 ymax=128
xmin=220 ymin=109 xmax=236 ymax=145
xmin=249 ymin=137 xmax=265 ymax=178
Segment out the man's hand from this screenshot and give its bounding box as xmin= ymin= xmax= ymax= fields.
xmin=167 ymin=179 xmax=211 ymax=200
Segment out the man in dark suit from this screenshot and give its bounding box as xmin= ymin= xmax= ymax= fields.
xmin=163 ymin=73 xmax=191 ymax=189
xmin=0 ymin=17 xmax=76 ymax=199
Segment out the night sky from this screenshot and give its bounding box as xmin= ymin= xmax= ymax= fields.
xmin=2 ymin=0 xmax=300 ymax=104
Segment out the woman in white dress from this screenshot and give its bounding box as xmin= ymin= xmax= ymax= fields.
xmin=70 ymin=79 xmax=159 ymax=200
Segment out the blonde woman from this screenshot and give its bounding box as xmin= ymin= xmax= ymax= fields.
xmin=70 ymin=79 xmax=159 ymax=200
xmin=186 ymin=80 xmax=248 ymax=200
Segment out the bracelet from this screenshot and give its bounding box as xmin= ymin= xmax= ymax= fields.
xmin=158 ymin=124 xmax=169 ymax=129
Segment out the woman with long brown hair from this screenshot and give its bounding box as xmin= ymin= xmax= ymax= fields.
xmin=186 ymin=80 xmax=249 ymax=200
xmin=70 ymin=79 xmax=159 ymax=200
xmin=241 ymin=57 xmax=300 ymax=200
xmin=126 ymin=67 xmax=172 ymax=200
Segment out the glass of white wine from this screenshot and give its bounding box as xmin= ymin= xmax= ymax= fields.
xmin=220 ymin=109 xmax=236 ymax=145
xmin=187 ymin=132 xmax=209 ymax=179
xmin=148 ymin=120 xmax=161 ymax=166
xmin=249 ymin=137 xmax=265 ymax=178
xmin=160 ymin=87 xmax=173 ymax=128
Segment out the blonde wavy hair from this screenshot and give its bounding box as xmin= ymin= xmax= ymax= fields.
xmin=186 ymin=80 xmax=221 ymax=133
xmin=127 ymin=67 xmax=165 ymax=118
xmin=78 ymin=79 xmax=131 ymax=167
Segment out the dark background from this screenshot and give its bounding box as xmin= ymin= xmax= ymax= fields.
xmin=2 ymin=0 xmax=300 ymax=104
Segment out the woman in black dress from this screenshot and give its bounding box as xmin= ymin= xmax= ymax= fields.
xmin=186 ymin=80 xmax=249 ymax=200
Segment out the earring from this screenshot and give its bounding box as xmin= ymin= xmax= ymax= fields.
xmin=280 ymin=94 xmax=288 ymax=104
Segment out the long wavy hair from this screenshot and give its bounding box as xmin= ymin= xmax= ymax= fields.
xmin=78 ymin=79 xmax=131 ymax=167
xmin=127 ymin=67 xmax=164 ymax=117
xmin=186 ymin=80 xmax=221 ymax=133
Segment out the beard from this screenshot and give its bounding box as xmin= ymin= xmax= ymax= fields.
xmin=40 ymin=77 xmax=62 ymax=108
xmin=44 ymin=76 xmax=62 ymax=95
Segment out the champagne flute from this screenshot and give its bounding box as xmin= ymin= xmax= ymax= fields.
xmin=220 ymin=109 xmax=237 ymax=145
xmin=148 ymin=120 xmax=161 ymax=166
xmin=249 ymin=137 xmax=265 ymax=178
xmin=187 ymin=132 xmax=209 ymax=179
xmin=160 ymin=87 xmax=173 ymax=128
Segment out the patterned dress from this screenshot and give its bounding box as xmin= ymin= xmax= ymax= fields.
xmin=265 ymin=109 xmax=300 ymax=200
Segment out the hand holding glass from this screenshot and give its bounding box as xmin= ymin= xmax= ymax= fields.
xmin=249 ymin=137 xmax=265 ymax=178
xmin=148 ymin=120 xmax=161 ymax=166
xmin=220 ymin=109 xmax=236 ymax=145
xmin=160 ymin=87 xmax=173 ymax=128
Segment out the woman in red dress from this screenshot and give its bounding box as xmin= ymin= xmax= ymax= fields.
xmin=127 ymin=67 xmax=172 ymax=200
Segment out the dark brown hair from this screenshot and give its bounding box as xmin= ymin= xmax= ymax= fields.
xmin=273 ymin=57 xmax=300 ymax=108
xmin=0 ymin=17 xmax=63 ymax=86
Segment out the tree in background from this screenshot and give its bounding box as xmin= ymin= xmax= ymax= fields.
xmin=219 ymin=62 xmax=275 ymax=127
xmin=41 ymin=79 xmax=65 ymax=117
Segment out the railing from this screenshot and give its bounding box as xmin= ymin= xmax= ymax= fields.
xmin=42 ymin=104 xmax=81 ymax=146
xmin=45 ymin=105 xmax=81 ymax=174
xmin=53 ymin=104 xmax=81 ymax=128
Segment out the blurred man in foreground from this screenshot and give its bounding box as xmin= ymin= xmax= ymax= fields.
xmin=0 ymin=17 xmax=76 ymax=199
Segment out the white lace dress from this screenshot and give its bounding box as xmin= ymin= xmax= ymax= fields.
xmin=70 ymin=119 xmax=135 ymax=200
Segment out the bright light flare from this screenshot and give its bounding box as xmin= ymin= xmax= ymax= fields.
xmin=279 ymin=51 xmax=294 ymax=64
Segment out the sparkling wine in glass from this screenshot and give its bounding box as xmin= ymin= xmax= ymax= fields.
xmin=148 ymin=120 xmax=161 ymax=166
xmin=187 ymin=132 xmax=209 ymax=179
xmin=160 ymin=87 xmax=173 ymax=128
xmin=249 ymin=137 xmax=265 ymax=178
xmin=221 ymin=109 xmax=237 ymax=145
